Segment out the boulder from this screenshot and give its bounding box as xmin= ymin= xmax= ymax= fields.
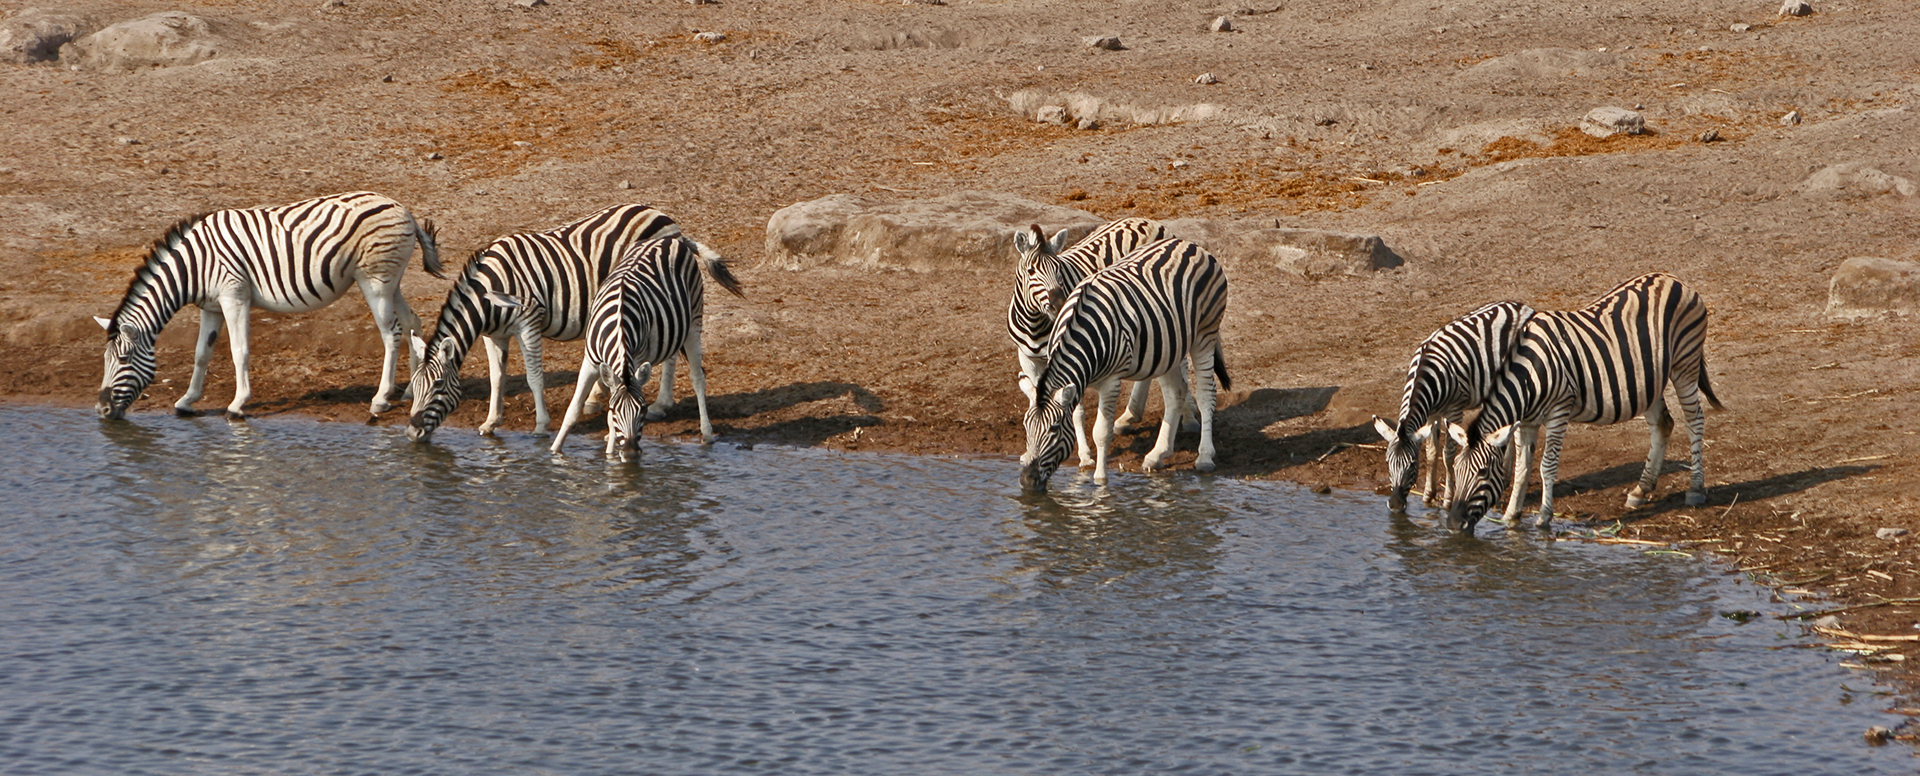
xmin=1828 ymin=257 xmax=1920 ymax=319
xmin=1580 ymin=107 xmax=1646 ymax=138
xmin=763 ymin=192 xmax=1102 ymax=272
xmin=61 ymin=11 xmax=226 ymax=72
xmin=1163 ymin=218 xmax=1403 ymax=279
xmin=1797 ymin=162 xmax=1917 ymax=199
xmin=0 ymin=8 xmax=94 ymax=63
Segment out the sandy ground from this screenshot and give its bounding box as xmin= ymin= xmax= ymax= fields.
xmin=5 ymin=0 xmax=1920 ymax=721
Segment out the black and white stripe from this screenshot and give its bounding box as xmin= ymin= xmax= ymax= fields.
xmin=95 ymin=191 xmax=442 ymax=420
xmin=1445 ymin=273 xmax=1723 ymax=532
xmin=406 ymin=204 xmax=690 ymax=441
xmin=1008 ymin=218 xmax=1175 ymax=466
xmin=550 ymin=236 xmax=746 ymax=461
xmin=1020 ymin=237 xmax=1231 ymax=492
xmin=1372 ymin=300 xmax=1534 ymax=511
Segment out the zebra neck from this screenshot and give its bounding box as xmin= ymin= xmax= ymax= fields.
xmin=111 ymin=244 xmax=202 ymax=335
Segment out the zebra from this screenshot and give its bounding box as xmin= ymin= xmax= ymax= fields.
xmin=1371 ymin=300 xmax=1535 ymax=512
xmin=1020 ymin=237 xmax=1231 ymax=493
xmin=1443 ymin=273 xmax=1723 ymax=532
xmin=94 ymin=191 xmax=442 ymax=421
xmin=405 ymin=203 xmax=700 ymax=442
xmin=550 ymin=236 xmax=746 ymax=461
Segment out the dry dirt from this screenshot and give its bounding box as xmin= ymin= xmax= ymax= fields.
xmin=5 ymin=0 xmax=1920 ymax=720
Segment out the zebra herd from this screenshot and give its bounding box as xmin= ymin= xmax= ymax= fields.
xmin=93 ymin=193 xmax=1720 ymax=533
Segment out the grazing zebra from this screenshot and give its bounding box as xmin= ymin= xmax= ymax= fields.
xmin=94 ymin=191 xmax=442 ymax=421
xmin=1009 ymin=218 xmax=1184 ymax=467
xmin=1020 ymin=237 xmax=1231 ymax=493
xmin=550 ymin=236 xmax=745 ymax=460
xmin=1444 ymin=273 xmax=1723 ymax=532
xmin=405 ymin=204 xmax=698 ymax=442
xmin=1372 ymin=300 xmax=1535 ymax=511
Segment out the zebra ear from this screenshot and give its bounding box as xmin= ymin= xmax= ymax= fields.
xmin=1050 ymin=385 xmax=1076 ymax=409
xmin=1447 ymin=422 xmax=1470 ymax=448
xmin=1012 ymin=227 xmax=1037 ymax=254
xmin=484 ymin=292 xmax=523 ymax=310
xmin=409 ymin=334 xmax=428 ymax=366
xmin=1372 ymin=416 xmax=1396 ymax=442
xmin=1409 ymin=422 xmax=1434 ymax=445
xmin=1047 ymin=228 xmax=1073 ymax=255
xmin=434 ymin=337 xmax=459 ymax=365
xmin=1485 ymin=424 xmax=1516 ymax=448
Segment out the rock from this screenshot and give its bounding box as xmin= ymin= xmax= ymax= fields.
xmin=1233 ymin=227 xmax=1405 ymax=279
xmin=1828 ymin=257 xmax=1920 ymax=319
xmin=1781 ymin=110 xmax=1801 ymax=125
xmin=319 ymin=0 xmax=347 ymax=9
xmin=1074 ymin=117 xmax=1099 ymax=131
xmin=425 ymin=151 xmax=443 ymax=160
xmin=0 ymin=8 xmax=94 ymax=64
xmin=1779 ymin=1 xmax=1813 ymax=17
xmin=1210 ymin=16 xmax=1233 ymax=33
xmin=763 ymin=192 xmax=1102 ymax=272
xmin=694 ymin=31 xmax=727 ymax=43
xmin=1008 ymin=88 xmax=1227 ymax=127
xmin=1697 ymin=128 xmax=1720 ymax=143
xmin=512 ymin=0 xmax=548 ymax=7
xmin=1877 ymin=527 xmax=1910 ymax=540
xmin=1035 ymin=105 xmax=1069 ymax=126
xmin=1798 ymin=162 xmax=1918 ymax=199
xmin=1082 ymin=35 xmax=1125 ymax=51
xmin=1866 ymin=726 xmax=1893 ymax=745
xmin=1194 ymin=72 xmax=1219 ymax=85
xmin=1813 ymin=615 xmax=1842 ymax=629
xmin=617 ymin=179 xmax=632 ymax=189
xmin=1730 ymin=23 xmax=1752 ymax=32
xmin=61 ymin=12 xmax=226 ymax=72
xmin=1580 ymin=107 xmax=1646 ymax=138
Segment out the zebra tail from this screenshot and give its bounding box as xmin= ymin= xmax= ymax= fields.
xmin=415 ymin=216 xmax=447 ymax=279
xmin=1698 ymin=360 xmax=1724 ymax=411
xmin=692 ymin=240 xmax=746 ymax=298
xmin=1212 ymin=345 xmax=1232 ymax=392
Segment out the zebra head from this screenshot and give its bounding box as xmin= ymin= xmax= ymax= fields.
xmin=1019 ymin=383 xmax=1080 ymax=492
xmin=603 ymin=363 xmax=654 ymax=464
xmin=406 ymin=334 xmax=465 ymax=442
xmin=1012 ymin=224 xmax=1075 ymax=316
xmin=94 ymin=316 xmax=156 ymax=420
xmin=1372 ymin=415 xmax=1433 ymax=512
xmin=1443 ymin=421 xmax=1516 ymax=533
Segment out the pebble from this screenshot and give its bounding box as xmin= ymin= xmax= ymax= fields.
xmin=425 ymin=151 xmax=443 ymax=160
xmin=618 ymin=180 xmax=633 ymax=189
xmin=1194 ymin=72 xmax=1219 ymax=85
xmin=1877 ymin=527 xmax=1909 ymax=540
xmin=1779 ymin=0 xmax=1813 ymax=17
xmin=1075 ymin=118 xmax=1099 ymax=131
xmin=1210 ymin=16 xmax=1233 ymax=33
xmin=1082 ymin=35 xmax=1125 ymax=51
xmin=1580 ymin=106 xmax=1646 ymax=138
xmin=512 ymin=140 xmax=533 ymax=148
xmin=1035 ymin=105 xmax=1069 ymax=126
xmin=1813 ymin=614 xmax=1842 ymax=629
xmin=1698 ymin=128 xmax=1720 ymax=143
xmin=1730 ymin=23 xmax=1752 ymax=32
xmin=117 ymin=137 xmax=141 ymax=145
xmin=1781 ymin=110 xmax=1801 ymax=125
xmin=694 ymin=31 xmax=727 ymax=43
xmin=512 ymin=0 xmax=547 ymax=7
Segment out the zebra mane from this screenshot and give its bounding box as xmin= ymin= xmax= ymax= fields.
xmin=107 ymin=212 xmax=209 ymax=333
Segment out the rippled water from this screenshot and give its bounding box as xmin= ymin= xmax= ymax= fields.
xmin=0 ymin=405 xmax=1906 ymax=774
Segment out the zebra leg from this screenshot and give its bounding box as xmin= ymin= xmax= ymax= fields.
xmin=1190 ymin=349 xmax=1220 ymax=473
xmin=176 ymin=306 xmax=223 ymax=416
xmin=219 ymin=295 xmax=253 ymax=420
xmin=1089 ymin=376 xmax=1125 ymax=484
xmin=647 ymin=357 xmax=678 ymax=422
xmin=1420 ymin=418 xmax=1445 ymax=507
xmin=683 ymin=328 xmax=715 ymax=444
xmin=1114 ymin=380 xmax=1149 ymax=434
xmin=1627 ymin=399 xmax=1673 ymax=509
xmin=518 ymin=328 xmax=550 ymax=433
xmin=1072 ymin=395 xmax=1096 ymax=469
xmin=551 ymin=357 xmax=602 ymax=454
xmin=1534 ymin=417 xmax=1570 ymax=530
xmin=1502 ymin=423 xmax=1539 ymax=527
xmin=356 ymin=275 xmax=405 ymax=415
xmin=1676 ymin=379 xmax=1710 ymax=506
xmin=1142 ymin=370 xmax=1190 ymax=472
xmin=479 ymin=335 xmax=509 ymax=436
xmin=396 ymin=301 xmax=423 ymax=402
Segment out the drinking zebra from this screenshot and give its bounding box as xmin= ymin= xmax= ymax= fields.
xmin=1009 ymin=218 xmax=1186 ymax=468
xmin=1372 ymin=300 xmax=1535 ymax=512
xmin=1444 ymin=273 xmax=1723 ymax=532
xmin=1020 ymin=237 xmax=1231 ymax=493
xmin=405 ymin=204 xmax=697 ymax=442
xmin=550 ymin=236 xmax=746 ymax=460
xmin=94 ymin=191 xmax=442 ymax=421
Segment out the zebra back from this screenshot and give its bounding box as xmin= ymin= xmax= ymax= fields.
xmin=1006 ymin=218 xmax=1168 ymax=360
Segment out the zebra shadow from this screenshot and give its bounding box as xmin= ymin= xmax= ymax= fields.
xmin=555 ymin=380 xmax=887 ymax=449
xmin=1106 ymin=386 xmax=1379 ymax=476
xmin=1565 ymin=463 xmax=1882 ymax=520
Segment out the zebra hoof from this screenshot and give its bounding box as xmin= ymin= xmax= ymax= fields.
xmin=174 ymin=406 xmax=198 ymax=418
xmin=225 ymin=410 xmax=248 ymax=422
xmin=1194 ymin=459 xmax=1216 ymax=474
xmin=478 ymin=424 xmax=499 ymax=437
xmin=1686 ymin=491 xmax=1707 ymax=506
xmin=1624 ymin=492 xmax=1648 ymax=509
xmin=370 ymin=399 xmax=392 ymax=415
xmin=645 ymin=408 xmax=669 ymax=422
